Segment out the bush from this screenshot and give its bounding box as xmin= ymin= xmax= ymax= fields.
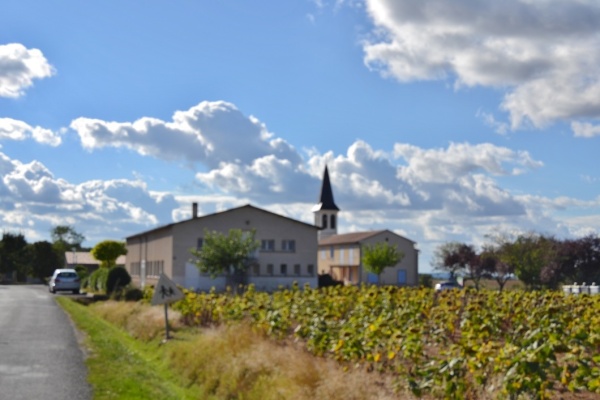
xmin=106 ymin=266 xmax=132 ymax=295
xmin=123 ymin=287 xmax=144 ymax=302
xmin=87 ymin=267 xmax=109 ymax=293
xmin=318 ymin=273 xmax=343 ymax=288
xmin=419 ymin=273 xmax=433 ymax=288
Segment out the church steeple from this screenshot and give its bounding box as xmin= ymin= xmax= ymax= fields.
xmin=312 ymin=165 xmax=339 ymax=240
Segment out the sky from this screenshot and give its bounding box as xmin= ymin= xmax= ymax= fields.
xmin=2 ymin=0 xmax=600 ymax=273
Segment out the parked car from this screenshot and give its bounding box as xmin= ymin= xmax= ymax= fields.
xmin=49 ymin=269 xmax=81 ymax=294
xmin=435 ymin=280 xmax=463 ymax=291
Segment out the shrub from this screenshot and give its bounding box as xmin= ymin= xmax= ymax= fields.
xmin=87 ymin=267 xmax=109 ymax=293
xmin=318 ymin=273 xmax=343 ymax=288
xmin=123 ymin=287 xmax=144 ymax=302
xmin=106 ymin=266 xmax=132 ymax=295
xmin=419 ymin=273 xmax=433 ymax=288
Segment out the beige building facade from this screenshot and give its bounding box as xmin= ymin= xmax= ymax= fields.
xmin=126 ymin=204 xmax=319 ymax=291
xmin=317 ymin=230 xmax=418 ymax=286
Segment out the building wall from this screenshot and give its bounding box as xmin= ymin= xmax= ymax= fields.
xmin=359 ymin=232 xmax=418 ymax=286
xmin=317 ymin=231 xmax=419 ymax=286
xmin=126 ymin=227 xmax=173 ymax=287
xmin=317 ymin=244 xmax=360 ymax=283
xmin=184 ymin=262 xmax=316 ymax=292
xmin=167 ymin=206 xmax=318 ymax=290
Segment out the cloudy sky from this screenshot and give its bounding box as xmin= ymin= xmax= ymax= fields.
xmin=2 ymin=0 xmax=600 ymax=272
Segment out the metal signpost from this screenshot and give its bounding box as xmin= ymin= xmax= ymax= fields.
xmin=151 ymin=273 xmax=185 ymax=341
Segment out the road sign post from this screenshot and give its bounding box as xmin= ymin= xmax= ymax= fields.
xmin=151 ymin=273 xmax=184 ymax=341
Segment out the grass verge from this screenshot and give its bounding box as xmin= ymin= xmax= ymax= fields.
xmin=58 ymin=298 xmax=405 ymax=400
xmin=57 ymin=297 xmax=201 ymax=400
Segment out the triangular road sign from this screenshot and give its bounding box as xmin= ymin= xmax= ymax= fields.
xmin=151 ymin=273 xmax=185 ymax=305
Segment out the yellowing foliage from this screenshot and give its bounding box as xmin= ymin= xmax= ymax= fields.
xmin=173 ymin=284 xmax=600 ymax=399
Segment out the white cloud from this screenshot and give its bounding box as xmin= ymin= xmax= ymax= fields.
xmin=0 ymin=43 xmax=55 ymax=98
xmin=571 ymin=121 xmax=600 ymax=138
xmin=361 ymin=0 xmax=600 ymax=134
xmin=0 ymin=150 xmax=179 ymax=245
xmin=71 ymin=100 xmax=545 ymax=220
xmin=394 ymin=142 xmax=542 ymax=183
xmin=70 ymin=101 xmax=300 ymax=168
xmin=0 ymin=118 xmax=62 ymax=146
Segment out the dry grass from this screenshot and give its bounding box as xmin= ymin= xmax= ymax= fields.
xmin=91 ymin=300 xmax=182 ymax=341
xmin=88 ymin=301 xmax=414 ymax=400
xmin=166 ymin=324 xmax=404 ymax=400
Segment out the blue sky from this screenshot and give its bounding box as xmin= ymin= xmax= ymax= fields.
xmin=2 ymin=0 xmax=600 ymax=272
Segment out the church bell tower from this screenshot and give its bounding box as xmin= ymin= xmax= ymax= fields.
xmin=312 ymin=165 xmax=339 ymax=241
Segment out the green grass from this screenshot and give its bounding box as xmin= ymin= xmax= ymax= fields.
xmin=57 ymin=297 xmax=201 ymax=400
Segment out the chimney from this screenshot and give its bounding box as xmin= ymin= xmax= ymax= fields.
xmin=192 ymin=202 xmax=198 ymax=219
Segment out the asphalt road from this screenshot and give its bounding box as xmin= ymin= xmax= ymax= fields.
xmin=0 ymin=285 xmax=91 ymax=400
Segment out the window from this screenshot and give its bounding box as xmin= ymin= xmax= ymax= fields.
xmin=294 ymin=264 xmax=301 ymax=275
xmin=281 ymin=240 xmax=295 ymax=252
xmin=147 ymin=260 xmax=164 ymax=277
xmin=307 ymin=264 xmax=314 ymax=276
xmin=367 ymin=273 xmax=379 ymax=284
xmin=320 ymin=249 xmax=326 ymax=259
xmin=349 ymin=247 xmax=354 ymax=264
xmin=397 ymin=269 xmax=407 ymax=285
xmin=340 ymin=248 xmax=345 ymax=263
xmin=330 ymin=246 xmax=334 ymax=258
xmin=280 ymin=264 xmax=287 ymax=275
xmin=331 ymin=214 xmax=336 ymax=229
xmin=267 ymin=264 xmax=274 ymax=275
xmin=261 ymin=239 xmax=275 ymax=251
xmin=322 ymin=214 xmax=328 ymax=229
xmin=196 ymin=238 xmax=203 ymax=250
xmin=130 ymin=262 xmax=140 ymax=276
xmin=252 ymin=264 xmax=260 ymax=276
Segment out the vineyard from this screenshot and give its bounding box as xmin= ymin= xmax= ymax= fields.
xmin=171 ymin=284 xmax=600 ymax=399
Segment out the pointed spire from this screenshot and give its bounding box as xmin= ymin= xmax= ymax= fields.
xmin=313 ymin=165 xmax=339 ymax=211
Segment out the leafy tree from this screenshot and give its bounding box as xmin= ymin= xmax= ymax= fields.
xmin=456 ymin=244 xmax=485 ymax=290
xmin=433 ymin=242 xmax=471 ymax=281
xmin=500 ymin=233 xmax=554 ymax=290
xmin=91 ymin=240 xmax=128 ymax=269
xmin=51 ymin=225 xmax=85 ymax=265
xmin=480 ymin=244 xmax=514 ymax=292
xmin=190 ymin=229 xmax=260 ymax=287
xmin=361 ymin=242 xmax=404 ymax=284
xmin=0 ymin=232 xmax=28 ymax=281
xmin=26 ymin=241 xmax=62 ymax=280
xmin=558 ymin=235 xmax=600 ymax=285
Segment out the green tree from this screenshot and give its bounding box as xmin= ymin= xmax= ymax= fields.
xmin=91 ymin=240 xmax=128 ymax=269
xmin=26 ymin=241 xmax=62 ymax=280
xmin=190 ymin=229 xmax=260 ymax=287
xmin=0 ymin=233 xmax=28 ymax=281
xmin=51 ymin=225 xmax=85 ymax=265
xmin=361 ymin=242 xmax=404 ymax=284
xmin=500 ymin=233 xmax=554 ymax=290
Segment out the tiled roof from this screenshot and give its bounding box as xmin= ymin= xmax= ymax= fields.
xmin=65 ymin=251 xmax=126 ymax=265
xmin=126 ymin=203 xmax=318 ymax=239
xmin=319 ymin=230 xmax=386 ymax=245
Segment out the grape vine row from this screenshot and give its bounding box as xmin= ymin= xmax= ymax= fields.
xmin=172 ymin=284 xmax=600 ymax=399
